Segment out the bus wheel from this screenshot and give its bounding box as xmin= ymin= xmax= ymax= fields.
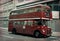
xmin=34 ymin=31 xmax=42 ymax=38
xmin=12 ymin=28 xmax=16 ymax=34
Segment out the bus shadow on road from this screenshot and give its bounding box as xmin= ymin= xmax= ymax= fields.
xmin=9 ymin=32 xmax=49 ymax=38
xmin=9 ymin=33 xmax=35 ymax=38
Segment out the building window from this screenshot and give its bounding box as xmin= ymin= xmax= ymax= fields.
xmin=52 ymin=4 xmax=60 ymax=11
xmin=18 ymin=0 xmax=24 ymax=2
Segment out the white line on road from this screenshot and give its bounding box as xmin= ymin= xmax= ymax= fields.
xmin=2 ymin=35 xmax=14 ymax=39
xmin=49 ymin=37 xmax=57 ymax=38
xmin=0 ymin=27 xmax=8 ymax=30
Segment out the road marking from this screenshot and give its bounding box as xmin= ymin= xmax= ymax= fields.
xmin=1 ymin=28 xmax=8 ymax=30
xmin=2 ymin=35 xmax=14 ymax=39
xmin=49 ymin=37 xmax=57 ymax=38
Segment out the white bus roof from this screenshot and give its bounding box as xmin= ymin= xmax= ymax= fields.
xmin=11 ymin=4 xmax=50 ymax=12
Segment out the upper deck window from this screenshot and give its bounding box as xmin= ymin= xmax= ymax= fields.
xmin=10 ymin=6 xmax=51 ymax=15
xmin=10 ymin=7 xmax=41 ymax=15
xmin=41 ymin=6 xmax=51 ymax=17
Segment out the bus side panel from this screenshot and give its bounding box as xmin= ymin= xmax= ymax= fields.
xmin=24 ymin=25 xmax=39 ymax=35
xmin=8 ymin=21 xmax=13 ymax=32
xmin=24 ymin=25 xmax=33 ymax=35
xmin=16 ymin=25 xmax=24 ymax=33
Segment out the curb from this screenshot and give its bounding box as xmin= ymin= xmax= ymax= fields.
xmin=52 ymin=32 xmax=60 ymax=36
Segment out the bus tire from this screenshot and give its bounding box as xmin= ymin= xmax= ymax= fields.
xmin=12 ymin=28 xmax=17 ymax=34
xmin=34 ymin=31 xmax=42 ymax=38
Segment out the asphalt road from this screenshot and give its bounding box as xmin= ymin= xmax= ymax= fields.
xmin=0 ymin=27 xmax=60 ymax=41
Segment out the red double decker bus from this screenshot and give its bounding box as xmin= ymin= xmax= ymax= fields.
xmin=8 ymin=4 xmax=52 ymax=38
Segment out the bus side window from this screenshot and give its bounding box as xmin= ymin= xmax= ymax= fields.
xmin=34 ymin=20 xmax=42 ymax=25
xmin=34 ymin=21 xmax=39 ymax=25
xmin=13 ymin=21 xmax=17 ymax=27
xmin=13 ymin=21 xmax=20 ymax=26
xmin=24 ymin=21 xmax=27 ymax=25
xmin=36 ymin=8 xmax=41 ymax=12
xmin=27 ymin=21 xmax=33 ymax=26
xmin=20 ymin=21 xmax=24 ymax=26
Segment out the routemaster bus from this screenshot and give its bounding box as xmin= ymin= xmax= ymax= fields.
xmin=8 ymin=4 xmax=52 ymax=38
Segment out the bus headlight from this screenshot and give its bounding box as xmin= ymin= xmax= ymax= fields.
xmin=42 ymin=30 xmax=45 ymax=32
